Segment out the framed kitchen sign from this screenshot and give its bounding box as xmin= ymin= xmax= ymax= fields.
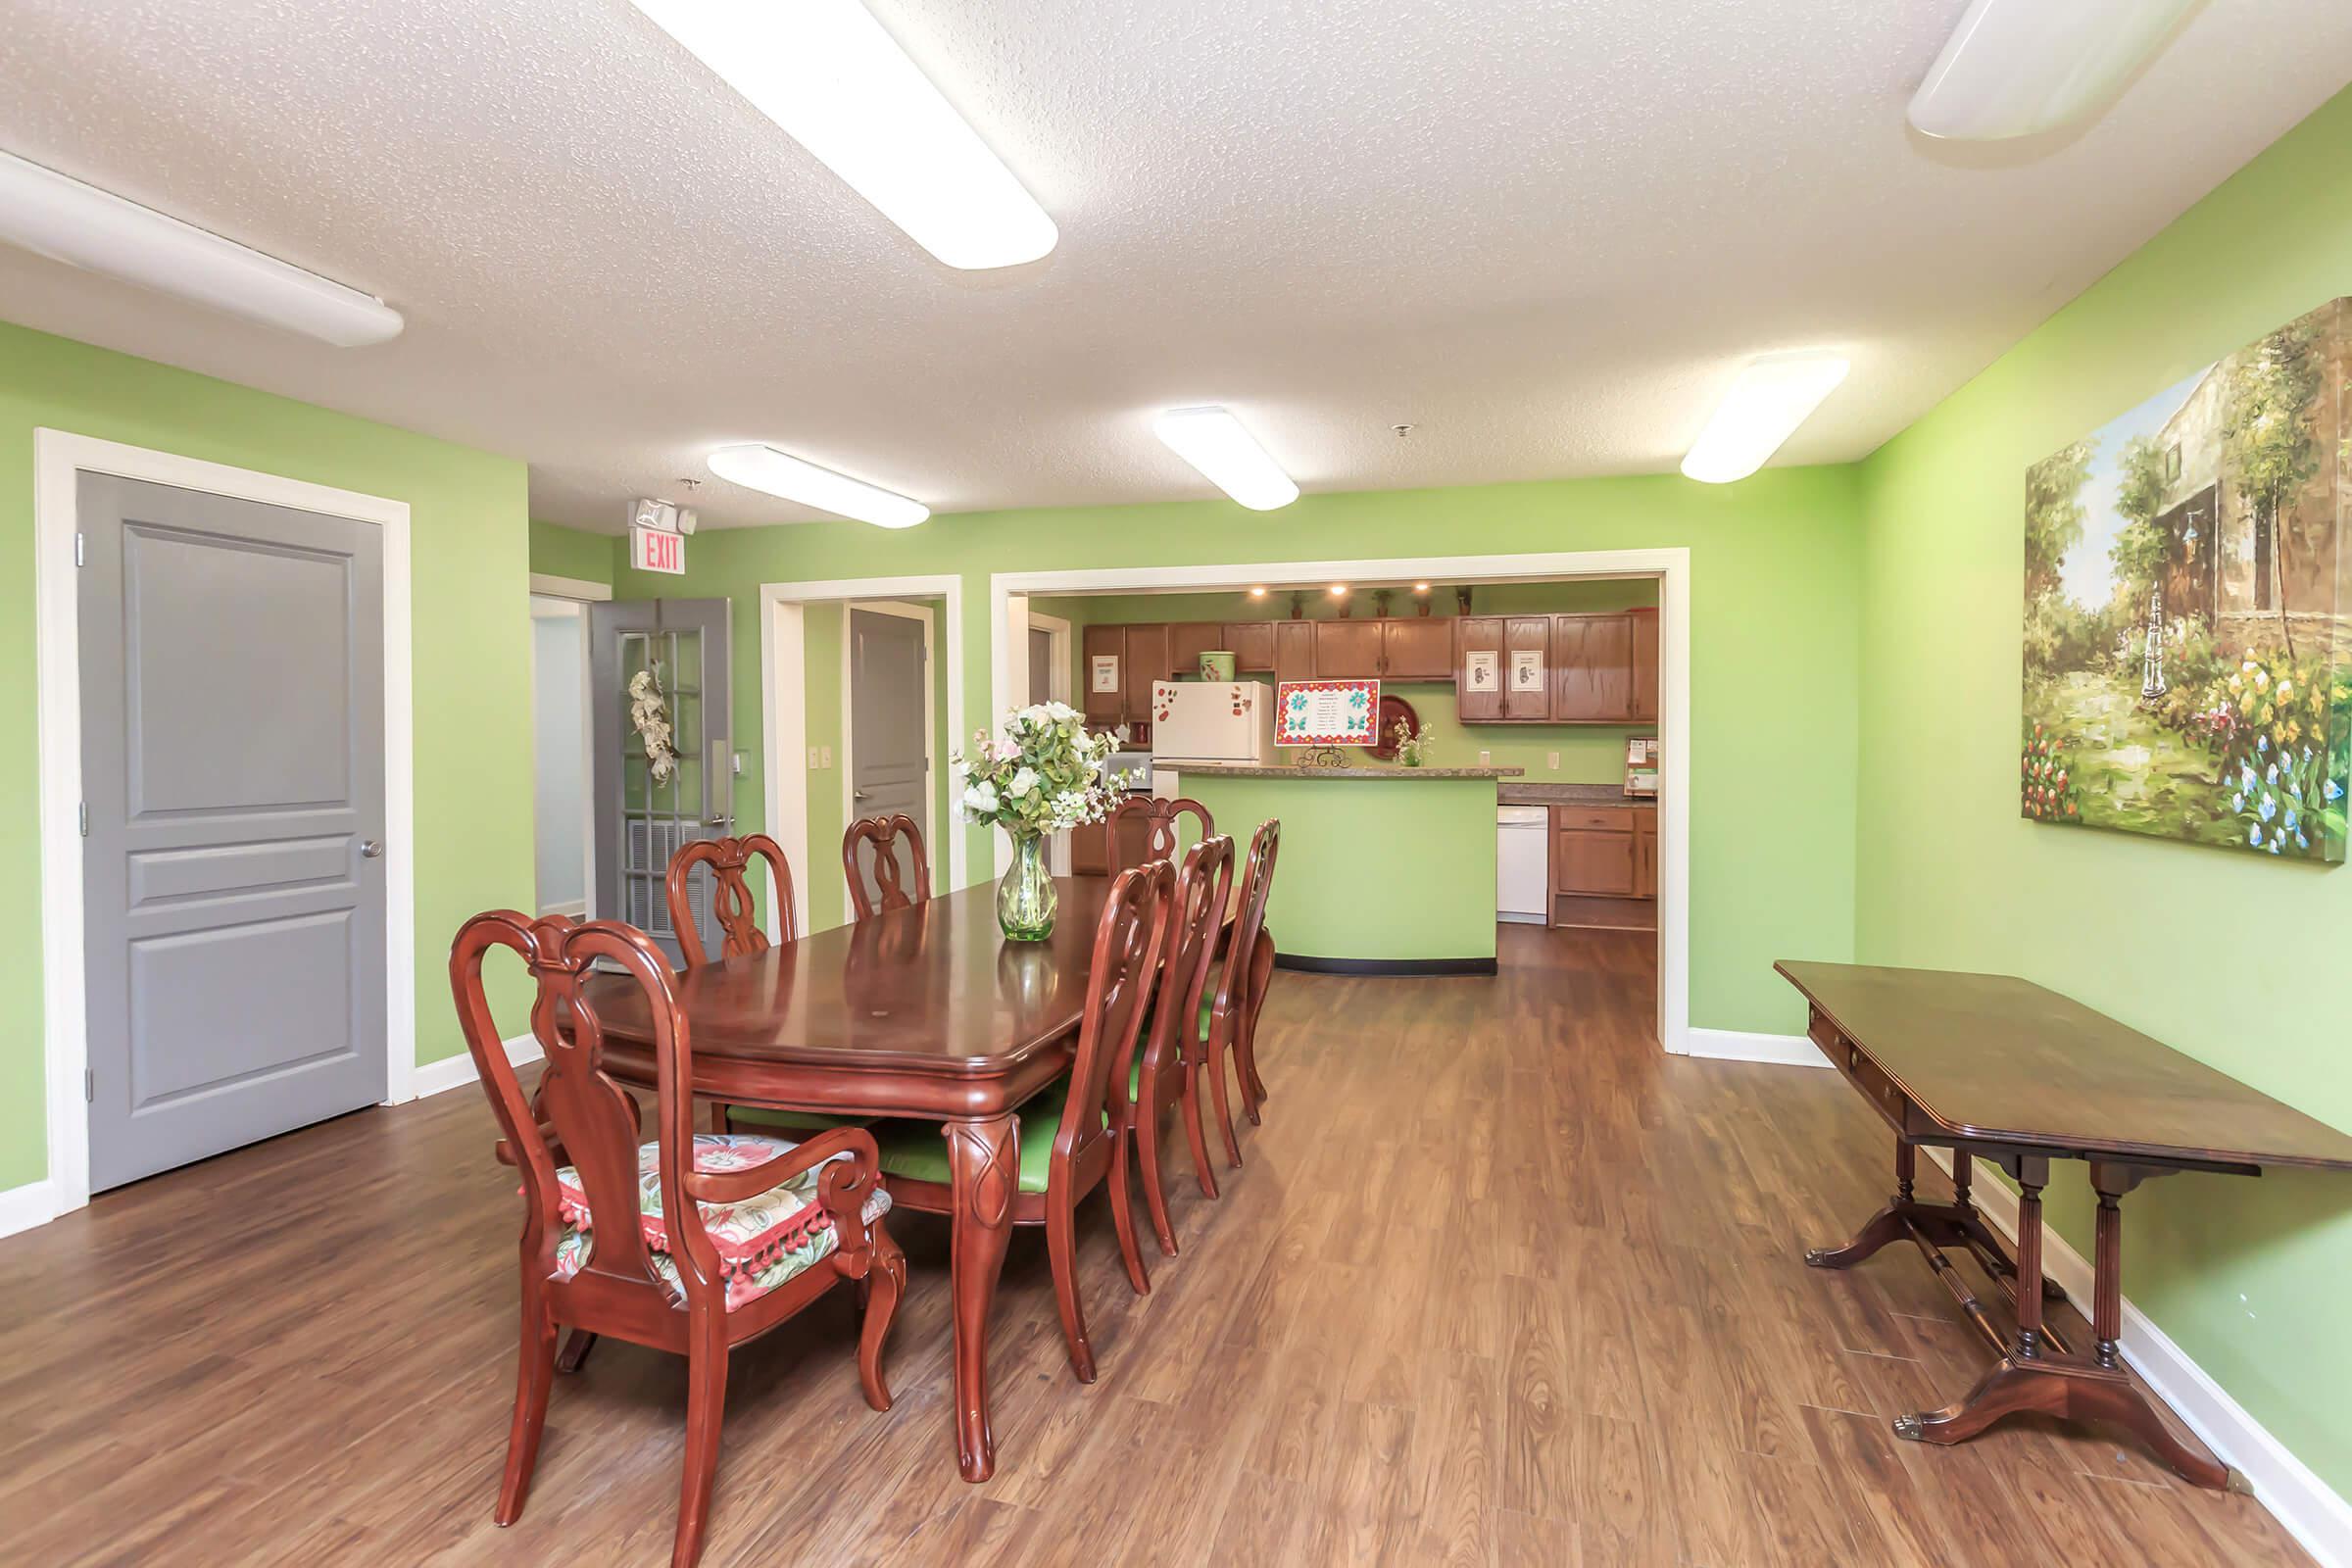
xmin=1464 ymin=649 xmax=1499 ymax=695
xmin=1090 ymin=654 xmax=1120 ymax=694
xmin=1276 ymin=679 xmax=1380 ymax=745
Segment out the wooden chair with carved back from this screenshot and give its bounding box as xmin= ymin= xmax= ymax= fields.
xmin=450 ymin=910 xmax=905 ymax=1568
xmin=665 ymin=835 xmax=838 ymax=1137
xmin=865 ymin=861 xmax=1174 ymax=1383
xmin=1114 ymin=832 xmax=1234 ymax=1254
xmin=842 ymin=813 xmax=931 ymax=920
xmin=1221 ymin=818 xmax=1282 ymax=1128
xmin=1106 ymin=794 xmax=1212 ymax=877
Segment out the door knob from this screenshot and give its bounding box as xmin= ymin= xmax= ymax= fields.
xmin=854 ymin=790 xmax=870 ymax=802
xmin=361 ymin=839 xmax=384 ymax=858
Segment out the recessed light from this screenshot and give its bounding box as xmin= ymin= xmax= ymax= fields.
xmin=1329 ymin=584 xmax=1348 ymax=597
xmin=1248 ymin=586 xmax=1268 ymax=598
xmin=1412 ymin=581 xmax=1432 ymax=594
xmin=1681 ymin=352 xmax=1849 ymax=485
xmin=1152 ymin=407 xmax=1299 ymax=511
xmin=707 ymin=443 xmax=928 ymax=528
xmin=0 ymin=150 xmax=402 ymax=347
xmin=628 ymin=0 xmax=1055 ymax=270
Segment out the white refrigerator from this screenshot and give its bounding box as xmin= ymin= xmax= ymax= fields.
xmin=1148 ymin=681 xmax=1278 ymax=783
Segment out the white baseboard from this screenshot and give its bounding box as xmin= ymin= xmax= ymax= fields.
xmin=409 ymin=1033 xmax=544 ymax=1101
xmin=1925 ymin=1149 xmax=2352 ymax=1568
xmin=0 ymin=1178 xmax=62 ymax=1242
xmin=1684 ymin=1027 xmax=1831 ymax=1068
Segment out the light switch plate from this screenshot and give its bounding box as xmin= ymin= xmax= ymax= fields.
xmin=808 ymin=747 xmax=819 ymax=768
xmin=820 ymin=744 xmax=833 ymax=768
xmin=1547 ymin=751 xmax=1560 ymax=769
xmin=1478 ymin=749 xmax=1491 ymax=765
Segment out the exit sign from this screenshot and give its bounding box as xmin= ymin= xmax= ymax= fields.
xmin=631 ymin=523 xmax=685 ymax=575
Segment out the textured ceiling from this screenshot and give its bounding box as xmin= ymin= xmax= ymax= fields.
xmin=3 ymin=0 xmax=2348 ymax=531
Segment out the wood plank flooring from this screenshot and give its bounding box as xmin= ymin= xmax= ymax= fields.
xmin=0 ymin=926 xmax=2307 ymax=1566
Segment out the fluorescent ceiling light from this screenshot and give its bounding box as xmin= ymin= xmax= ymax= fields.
xmin=1909 ymin=0 xmax=2203 ymax=140
xmin=0 ymin=150 xmax=402 ymax=347
xmin=1679 ymin=353 xmax=1849 ymax=485
xmin=707 ymin=443 xmax=929 ymax=528
xmin=1153 ymin=407 xmax=1299 ymax=511
xmin=628 ymin=0 xmax=1055 ymax=270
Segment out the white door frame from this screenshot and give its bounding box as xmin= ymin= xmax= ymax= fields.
xmin=991 ymin=549 xmax=1691 ymax=1055
xmin=839 ymin=601 xmax=939 ymax=910
xmin=31 ymin=429 xmax=417 ymax=1220
xmin=760 ymin=575 xmax=965 ymax=939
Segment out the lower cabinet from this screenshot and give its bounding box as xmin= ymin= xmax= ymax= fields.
xmin=1549 ymin=804 xmax=1657 ymax=930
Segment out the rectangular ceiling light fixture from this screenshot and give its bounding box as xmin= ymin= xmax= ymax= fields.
xmin=707 ymin=442 xmax=929 ymax=528
xmin=629 ymin=0 xmax=1056 ymax=270
xmin=1153 ymin=407 xmax=1299 ymax=511
xmin=1908 ymin=0 xmax=2203 ymax=140
xmin=0 ymin=150 xmax=403 ymax=347
xmin=1679 ymin=353 xmax=1849 ymax=485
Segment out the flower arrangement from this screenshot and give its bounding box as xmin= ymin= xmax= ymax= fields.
xmin=1392 ymin=718 xmax=1430 ymax=768
xmin=627 ymin=667 xmax=680 ymax=786
xmin=952 ymin=702 xmax=1123 ymax=838
xmin=2019 ymin=722 xmax=2080 ymax=823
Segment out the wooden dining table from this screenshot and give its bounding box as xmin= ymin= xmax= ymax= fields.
xmin=582 ymin=875 xmax=1181 ymax=1483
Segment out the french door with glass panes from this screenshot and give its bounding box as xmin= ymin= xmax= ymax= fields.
xmin=588 ymin=599 xmax=732 ymax=966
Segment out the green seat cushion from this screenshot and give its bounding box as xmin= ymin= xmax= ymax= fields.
xmin=726 ymin=1107 xmax=869 ymax=1132
xmin=872 ymin=1082 xmax=1101 ymax=1195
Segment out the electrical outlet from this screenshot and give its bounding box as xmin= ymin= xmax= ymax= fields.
xmin=1478 ymin=749 xmax=1491 ymax=765
xmin=1547 ymin=751 xmax=1560 ymax=769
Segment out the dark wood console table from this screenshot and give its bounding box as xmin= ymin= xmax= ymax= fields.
xmin=1776 ymin=959 xmax=2352 ymax=1489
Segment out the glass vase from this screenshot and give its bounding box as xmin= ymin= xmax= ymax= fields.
xmin=997 ymin=832 xmax=1056 ymax=942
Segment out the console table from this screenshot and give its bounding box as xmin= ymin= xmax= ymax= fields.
xmin=1776 ymin=959 xmax=2352 ymax=1489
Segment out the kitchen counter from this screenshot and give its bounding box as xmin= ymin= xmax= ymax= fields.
xmin=1497 ymin=782 xmax=1656 ymax=808
xmin=1168 ymin=763 xmax=1524 ymax=781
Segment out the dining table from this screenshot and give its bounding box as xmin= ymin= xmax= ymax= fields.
xmin=582 ymin=874 xmax=1206 ymax=1483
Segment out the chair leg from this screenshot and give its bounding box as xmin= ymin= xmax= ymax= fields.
xmin=495 ymin=1288 xmax=559 ymax=1527
xmin=1180 ymin=1059 xmax=1220 ymax=1201
xmin=1107 ymin=1126 xmax=1152 ymax=1298
xmin=556 ymin=1327 xmax=598 ymax=1374
xmin=1046 ymin=1190 xmax=1098 ymax=1384
xmin=1206 ymin=1043 xmax=1244 ymax=1170
xmin=858 ymin=1220 xmax=906 ymax=1412
xmin=671 ymin=1319 xmax=728 ymax=1568
xmin=1137 ymin=1087 xmax=1183 ymax=1253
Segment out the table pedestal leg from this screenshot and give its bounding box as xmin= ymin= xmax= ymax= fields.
xmin=944 ymin=1113 xmax=1018 ymax=1484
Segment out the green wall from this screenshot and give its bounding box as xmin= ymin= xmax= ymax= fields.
xmin=528 ymin=518 xmax=616 ymax=586
xmin=1049 ymin=581 xmax=1659 ymax=784
xmin=0 ymin=320 xmax=535 ymax=1191
xmin=613 ymin=466 xmax=1865 ymax=1037
xmin=1855 ymin=86 xmax=2352 ymax=1495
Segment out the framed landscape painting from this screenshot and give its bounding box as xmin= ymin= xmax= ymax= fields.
xmin=2021 ymin=297 xmax=2351 ymax=860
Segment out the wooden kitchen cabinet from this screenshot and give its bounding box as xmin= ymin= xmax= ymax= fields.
xmin=1630 ymin=608 xmax=1659 ymax=723
xmin=1553 ymin=612 xmax=1636 ymax=722
xmin=1224 ymin=620 xmax=1276 ymax=673
xmin=1169 ymin=621 xmax=1224 ymax=677
xmin=1455 ymin=616 xmax=1505 ymax=720
xmin=1380 ymin=616 xmax=1455 ymax=680
xmin=1633 ymin=810 xmax=1657 ymax=898
xmin=1552 ymin=807 xmax=1637 ymax=895
xmin=1123 ymin=623 xmax=1174 ymax=693
xmin=1503 ymin=616 xmax=1553 ymax=721
xmin=1273 ymin=619 xmax=1315 ymax=685
xmin=1312 ymin=619 xmax=1383 ymax=679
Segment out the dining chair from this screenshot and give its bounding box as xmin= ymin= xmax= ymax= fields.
xmin=665 ymin=835 xmax=845 ymax=1137
xmin=1106 ymin=793 xmax=1213 ymax=877
xmin=1116 ymin=833 xmax=1234 ymax=1254
xmin=843 ymin=813 xmax=931 ymax=919
xmin=866 ymin=861 xmax=1174 ymax=1383
xmin=1222 ymin=818 xmax=1282 ymax=1127
xmin=450 ymin=910 xmax=904 ymax=1568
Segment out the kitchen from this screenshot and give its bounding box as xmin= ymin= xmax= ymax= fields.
xmin=1028 ymin=576 xmax=1663 ymax=994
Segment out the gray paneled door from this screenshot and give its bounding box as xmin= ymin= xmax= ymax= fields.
xmin=78 ymin=474 xmax=388 ymax=1193
xmin=850 ymin=608 xmax=930 ymax=894
xmin=589 ymin=599 xmax=732 ymax=966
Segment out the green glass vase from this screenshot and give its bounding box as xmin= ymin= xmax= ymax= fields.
xmin=997 ymin=832 xmax=1056 ymax=942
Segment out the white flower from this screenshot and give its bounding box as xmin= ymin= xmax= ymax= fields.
xmin=962 ymin=782 xmax=1000 ymax=816
xmin=1045 ymin=700 xmax=1079 ymax=722
xmin=1006 ymin=766 xmax=1040 ymax=798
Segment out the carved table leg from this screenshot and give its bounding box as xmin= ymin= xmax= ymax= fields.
xmin=1805 ymin=1135 xmax=1916 ymax=1268
xmin=944 ymin=1113 xmax=1018 ymax=1484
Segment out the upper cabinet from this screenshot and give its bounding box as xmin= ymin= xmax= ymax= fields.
xmin=1312 ymin=619 xmax=1383 ymax=679
xmin=1273 ymin=619 xmax=1315 ymax=685
xmin=1502 ymin=616 xmax=1553 ymax=720
xmin=1456 ymin=616 xmax=1505 ymax=721
xmin=1629 ymin=607 xmax=1659 ymax=723
xmin=1223 ymin=621 xmax=1276 ymax=673
xmin=1452 ymin=610 xmax=1657 ymax=724
xmin=1169 ymin=621 xmax=1224 ymax=676
xmin=1380 ymin=617 xmax=1455 ymax=680
xmin=1081 ymin=621 xmax=1176 ymax=727
xmin=1553 ymin=612 xmax=1633 ymax=722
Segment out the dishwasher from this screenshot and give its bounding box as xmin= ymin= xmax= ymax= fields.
xmin=1496 ymin=805 xmax=1550 ymax=924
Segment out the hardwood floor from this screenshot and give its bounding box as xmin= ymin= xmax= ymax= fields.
xmin=0 ymin=925 xmax=2308 ymax=1566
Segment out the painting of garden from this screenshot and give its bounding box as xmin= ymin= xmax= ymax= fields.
xmin=2022 ymin=297 xmax=2351 ymax=861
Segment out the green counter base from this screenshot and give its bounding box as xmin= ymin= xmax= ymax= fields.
xmin=1274 ymin=954 xmax=1498 ymax=977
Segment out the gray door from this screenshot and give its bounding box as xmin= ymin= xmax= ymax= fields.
xmin=78 ymin=473 xmax=388 ymax=1193
xmin=1027 ymin=626 xmax=1054 ymax=706
xmin=850 ymin=609 xmax=929 ymax=894
xmin=590 ymin=599 xmax=732 ymax=966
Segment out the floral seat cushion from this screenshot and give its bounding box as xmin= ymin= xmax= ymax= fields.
xmin=548 ymin=1133 xmax=890 ymax=1312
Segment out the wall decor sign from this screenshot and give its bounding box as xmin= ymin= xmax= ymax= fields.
xmin=1464 ymin=649 xmax=1499 ymax=693
xmin=2022 ymin=296 xmax=2350 ymax=861
xmin=1090 ymin=655 xmax=1120 ymax=695
xmin=1276 ymin=679 xmax=1380 ymax=745
xmin=1509 ymin=648 xmax=1545 ymax=692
